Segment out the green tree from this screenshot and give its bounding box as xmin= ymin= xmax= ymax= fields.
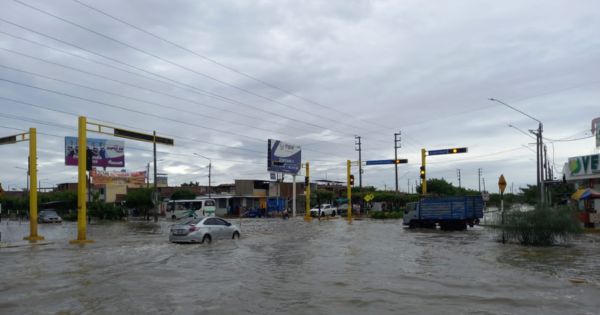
xmin=171 ymin=189 xmax=196 ymax=200
xmin=125 ymin=188 xmax=154 ymax=219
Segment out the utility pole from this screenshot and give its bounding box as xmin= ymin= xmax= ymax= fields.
xmin=355 ymin=136 xmax=362 ymax=188
xmin=478 ymin=168 xmax=482 ymax=193
xmin=456 ymin=169 xmax=461 ymax=189
xmin=394 ymin=132 xmax=401 ymax=193
xmin=482 ymin=177 xmax=486 ymax=192
xmin=407 ymin=178 xmax=410 ymax=194
xmin=489 ymin=98 xmax=544 ymax=205
xmin=146 ymin=162 xmax=150 ymax=188
xmin=153 ymin=131 xmax=158 ymax=222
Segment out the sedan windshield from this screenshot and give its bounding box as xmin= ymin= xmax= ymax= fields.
xmin=42 ymin=211 xmax=58 ymax=216
xmin=177 ymin=217 xmax=204 ymax=225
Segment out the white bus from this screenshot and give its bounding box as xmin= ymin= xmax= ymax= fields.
xmin=167 ymin=199 xmax=216 ymax=220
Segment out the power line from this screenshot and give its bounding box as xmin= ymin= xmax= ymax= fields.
xmin=69 ymin=0 xmax=414 ymax=137
xmin=10 ymin=0 xmax=370 ymax=135
xmin=0 ymin=63 xmax=296 ymax=138
xmin=4 ymin=3 xmax=418 ymax=149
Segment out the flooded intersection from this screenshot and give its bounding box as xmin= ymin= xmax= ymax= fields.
xmin=1 ymin=219 xmax=599 ymax=314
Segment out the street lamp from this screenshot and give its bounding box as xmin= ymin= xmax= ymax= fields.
xmin=146 ymin=159 xmax=164 ymax=188
xmin=490 ymin=98 xmax=545 ymax=204
xmin=15 ymin=166 xmax=29 ymax=191
xmin=193 ymin=153 xmax=212 ymax=198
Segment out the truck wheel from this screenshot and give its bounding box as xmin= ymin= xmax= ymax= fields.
xmin=331 ymin=211 xmax=336 ymax=217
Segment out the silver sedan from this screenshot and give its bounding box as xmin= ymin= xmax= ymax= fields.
xmin=169 ymin=217 xmax=240 ymax=244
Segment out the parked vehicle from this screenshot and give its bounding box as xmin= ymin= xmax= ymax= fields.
xmin=243 ymin=208 xmax=263 ymax=218
xmin=337 ymin=203 xmax=360 ymax=217
xmin=403 ymin=196 xmax=484 ymax=230
xmin=169 ymin=217 xmax=240 ymax=244
xmin=38 ymin=210 xmax=62 ymax=223
xmin=309 ymin=204 xmax=337 ymax=217
xmin=167 ymin=199 xmax=216 ymax=220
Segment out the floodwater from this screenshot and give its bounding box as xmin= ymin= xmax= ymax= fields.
xmin=1 ymin=218 xmax=599 ymax=314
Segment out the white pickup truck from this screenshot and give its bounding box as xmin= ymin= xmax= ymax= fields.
xmin=309 ymin=204 xmax=337 ymax=217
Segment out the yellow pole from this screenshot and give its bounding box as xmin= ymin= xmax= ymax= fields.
xmin=421 ymin=148 xmax=427 ymax=195
xmin=71 ymin=116 xmax=93 ymax=244
xmin=347 ymin=160 xmax=352 ymax=222
xmin=24 ymin=128 xmax=44 ymax=242
xmin=304 ymin=161 xmax=311 ymax=221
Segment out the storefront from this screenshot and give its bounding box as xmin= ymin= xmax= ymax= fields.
xmin=563 ymin=153 xmax=600 ymax=227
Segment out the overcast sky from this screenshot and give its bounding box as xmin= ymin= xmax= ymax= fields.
xmin=1 ymin=0 xmax=599 ymax=193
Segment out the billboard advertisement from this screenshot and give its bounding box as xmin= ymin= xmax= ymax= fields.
xmin=593 ymin=117 xmax=600 ymax=148
xmin=65 ymin=137 xmax=125 ymax=168
xmin=91 ymin=169 xmax=146 ymax=186
xmin=267 ymin=139 xmax=301 ymax=174
xmin=568 ymin=154 xmax=600 ymax=177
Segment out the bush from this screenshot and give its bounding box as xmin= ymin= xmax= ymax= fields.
xmin=370 ymin=211 xmax=404 ymax=219
xmin=498 ymin=205 xmax=582 ymax=246
xmin=89 ymin=202 xmax=125 ymax=220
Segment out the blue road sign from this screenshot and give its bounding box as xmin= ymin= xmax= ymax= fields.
xmin=428 ymin=149 xmax=450 ymax=156
xmin=366 ymin=159 xmax=395 ymax=165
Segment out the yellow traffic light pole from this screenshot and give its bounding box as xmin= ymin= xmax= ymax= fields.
xmin=25 ymin=128 xmax=44 ymax=242
xmin=0 ymin=128 xmax=44 ymax=241
xmin=304 ymin=161 xmax=311 ymax=221
xmin=71 ymin=116 xmax=93 ymax=244
xmin=421 ymin=148 xmax=427 ymax=195
xmin=347 ymin=160 xmax=352 ymax=222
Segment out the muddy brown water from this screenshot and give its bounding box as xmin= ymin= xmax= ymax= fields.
xmin=1 ymin=218 xmax=599 ymax=314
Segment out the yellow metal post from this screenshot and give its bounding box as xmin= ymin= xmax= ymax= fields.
xmin=24 ymin=128 xmax=44 ymax=242
xmin=421 ymin=148 xmax=427 ymax=195
xmin=304 ymin=162 xmax=311 ymax=221
xmin=71 ymin=116 xmax=93 ymax=244
xmin=347 ymin=160 xmax=352 ymax=222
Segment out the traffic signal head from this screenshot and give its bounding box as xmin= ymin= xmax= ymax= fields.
xmin=305 ymin=176 xmax=309 ymax=186
xmin=420 ymin=166 xmax=426 ymax=179
xmin=86 ymin=148 xmax=93 ymax=171
xmin=449 ymin=147 xmax=468 ymax=154
xmin=350 ymin=174 xmax=355 ymax=186
xmin=394 ymin=159 xmax=408 ymax=164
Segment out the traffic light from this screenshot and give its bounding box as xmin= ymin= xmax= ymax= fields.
xmin=86 ymin=148 xmax=93 ymax=171
xmin=394 ymin=159 xmax=408 ymax=164
xmin=350 ymin=174 xmax=355 ymax=186
xmin=420 ymin=166 xmax=426 ymax=179
xmin=304 ymin=176 xmax=309 ymax=186
xmin=449 ymin=147 xmax=468 ymax=154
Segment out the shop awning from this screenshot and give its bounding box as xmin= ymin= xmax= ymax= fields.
xmin=571 ymin=188 xmax=600 ymax=200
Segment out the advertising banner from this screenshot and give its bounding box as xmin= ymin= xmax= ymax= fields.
xmin=593 ymin=117 xmax=600 ymax=148
xmin=65 ymin=137 xmax=125 ymax=168
xmin=568 ymin=154 xmax=600 ymax=177
xmin=267 ymin=139 xmax=301 ymax=174
xmin=91 ymin=169 xmax=146 ymax=186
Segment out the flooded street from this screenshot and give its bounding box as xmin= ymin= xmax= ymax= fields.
xmin=1 ymin=218 xmax=599 ymax=314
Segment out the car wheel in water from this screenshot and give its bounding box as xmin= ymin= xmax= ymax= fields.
xmin=201 ymin=234 xmax=212 ymax=244
xmin=232 ymin=231 xmax=240 ymax=239
xmin=331 ymin=211 xmax=336 ymax=217
xmin=171 ymin=215 xmax=176 ymax=220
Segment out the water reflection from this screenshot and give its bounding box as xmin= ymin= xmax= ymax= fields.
xmin=0 ymin=219 xmax=599 ymax=314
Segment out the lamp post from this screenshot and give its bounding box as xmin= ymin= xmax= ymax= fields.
xmin=193 ymin=153 xmax=212 ymax=198
xmin=490 ymin=98 xmax=544 ymax=204
xmin=146 ymin=159 xmax=163 ymax=188
xmin=15 ymin=166 xmax=29 ymax=191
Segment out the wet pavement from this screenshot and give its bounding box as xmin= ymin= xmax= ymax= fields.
xmin=1 ymin=218 xmax=599 ymax=314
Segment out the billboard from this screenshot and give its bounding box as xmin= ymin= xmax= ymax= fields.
xmin=593 ymin=117 xmax=600 ymax=148
xmin=65 ymin=137 xmax=125 ymax=168
xmin=568 ymin=154 xmax=600 ymax=177
xmin=91 ymin=169 xmax=146 ymax=186
xmin=267 ymin=139 xmax=301 ymax=174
